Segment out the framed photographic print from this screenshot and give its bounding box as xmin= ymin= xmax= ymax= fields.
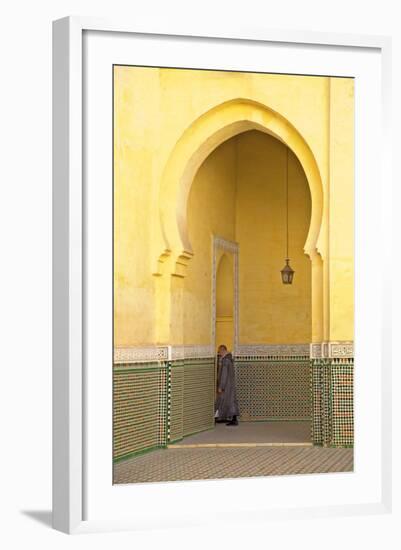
xmin=52 ymin=17 xmax=392 ymax=534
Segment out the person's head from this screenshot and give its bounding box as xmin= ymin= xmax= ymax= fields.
xmin=217 ymin=344 xmax=228 ymax=357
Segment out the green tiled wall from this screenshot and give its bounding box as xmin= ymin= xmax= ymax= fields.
xmin=235 ymin=357 xmax=311 ymax=420
xmin=113 ymin=363 xmax=167 ymax=460
xmin=113 ymin=357 xmax=215 ymax=458
xmin=182 ymin=358 xmax=215 ymax=437
xmin=113 ymin=354 xmax=353 ymax=461
xmin=311 ymin=358 xmax=354 ymax=447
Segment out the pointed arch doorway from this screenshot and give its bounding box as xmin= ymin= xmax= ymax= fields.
xmin=169 ymin=129 xmax=313 ymax=448
xmin=155 ymin=100 xmax=324 ymax=449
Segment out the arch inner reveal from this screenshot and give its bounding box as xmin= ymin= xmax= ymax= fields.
xmin=185 ymin=130 xmax=311 ymax=347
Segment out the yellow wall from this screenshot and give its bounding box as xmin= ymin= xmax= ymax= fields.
xmin=328 ymin=78 xmax=354 ymax=341
xmin=113 ymin=66 xmax=353 ymax=349
xmin=236 ymin=131 xmax=311 ymax=343
xmin=113 ymin=68 xmax=160 ymax=346
xmin=184 ymin=139 xmax=236 ymax=345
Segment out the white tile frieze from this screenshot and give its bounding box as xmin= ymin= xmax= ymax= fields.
xmin=310 ymin=341 xmax=354 ymax=359
xmin=114 ymin=344 xmax=214 ymax=364
xmin=329 ymin=341 xmax=354 ymax=358
xmin=114 ymin=346 xmax=168 ymax=363
xmin=171 ymin=345 xmax=215 ymax=360
xmin=235 ymin=343 xmax=310 ymax=357
xmin=114 ymin=341 xmax=354 ymax=363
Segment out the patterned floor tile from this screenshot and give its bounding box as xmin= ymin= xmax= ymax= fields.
xmin=114 ymin=446 xmax=353 ymax=484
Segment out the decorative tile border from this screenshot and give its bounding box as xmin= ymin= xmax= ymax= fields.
xmin=310 ymin=343 xmax=322 ymax=359
xmin=114 ymin=346 xmax=168 ymax=363
xmin=329 ymin=341 xmax=354 ymax=358
xmin=114 ymin=344 xmax=214 ymax=364
xmin=171 ymin=345 xmax=214 ymax=360
xmin=115 ymin=341 xmax=353 ymax=363
xmin=213 ymin=236 xmax=239 ymax=254
xmin=310 ymin=341 xmax=354 ymax=359
xmin=235 ymin=343 xmax=310 ymax=358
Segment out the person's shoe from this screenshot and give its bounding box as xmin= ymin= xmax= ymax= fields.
xmin=226 ymin=416 xmax=238 ymax=426
xmin=215 ymin=418 xmax=226 ymax=423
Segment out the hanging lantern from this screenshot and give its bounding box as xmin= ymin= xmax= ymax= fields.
xmin=281 ymin=258 xmax=295 ymax=284
xmin=281 ymin=147 xmax=295 ymax=284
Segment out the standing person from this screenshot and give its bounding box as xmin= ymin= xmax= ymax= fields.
xmin=214 ymin=344 xmax=240 ymax=426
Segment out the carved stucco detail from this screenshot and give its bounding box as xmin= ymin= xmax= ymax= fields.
xmin=236 ymin=343 xmax=310 ymax=358
xmin=114 ymin=344 xmax=214 ymax=364
xmin=310 ymin=341 xmax=354 ymax=359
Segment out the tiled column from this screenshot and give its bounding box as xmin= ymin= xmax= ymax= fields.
xmin=310 ymin=342 xmax=354 ymax=447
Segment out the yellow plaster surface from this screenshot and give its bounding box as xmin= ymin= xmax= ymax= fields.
xmin=113 ymin=66 xmax=354 ymax=348
xmin=235 ymin=131 xmax=311 ymax=343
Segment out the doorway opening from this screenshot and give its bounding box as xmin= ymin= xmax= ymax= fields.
xmin=172 ymin=129 xmax=312 ymax=448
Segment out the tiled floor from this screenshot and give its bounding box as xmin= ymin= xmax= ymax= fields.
xmin=114 ymin=446 xmax=353 ymax=484
xmin=169 ymin=421 xmax=311 ymax=446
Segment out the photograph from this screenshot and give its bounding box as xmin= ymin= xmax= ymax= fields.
xmin=0 ymin=0 xmax=395 ymax=542
xmin=112 ymin=65 xmax=354 ymax=484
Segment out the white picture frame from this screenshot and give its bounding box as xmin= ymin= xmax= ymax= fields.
xmin=52 ymin=16 xmax=392 ymax=534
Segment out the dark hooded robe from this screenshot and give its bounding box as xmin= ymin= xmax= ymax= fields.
xmin=215 ymin=352 xmax=240 ymax=419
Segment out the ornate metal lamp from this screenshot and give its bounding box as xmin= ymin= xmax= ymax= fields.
xmin=281 ymin=147 xmax=295 ymax=284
